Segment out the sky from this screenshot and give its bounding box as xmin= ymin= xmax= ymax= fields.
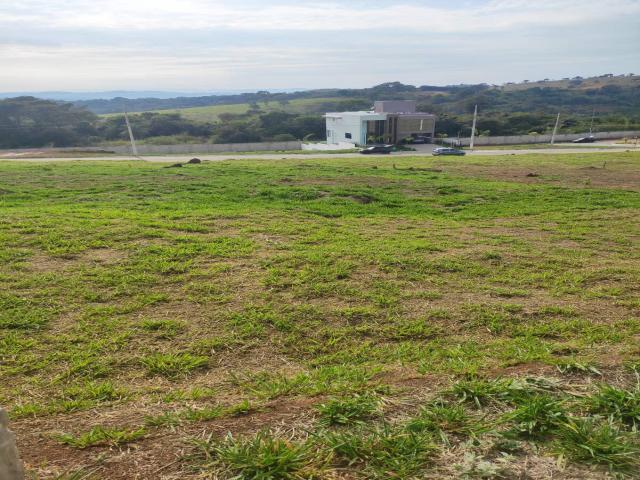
xmin=1 ymin=0 xmax=639 ymax=92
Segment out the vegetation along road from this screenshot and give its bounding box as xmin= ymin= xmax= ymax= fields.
xmin=1 ymin=142 xmax=638 ymax=163
xmin=1 ymin=151 xmax=639 ymax=479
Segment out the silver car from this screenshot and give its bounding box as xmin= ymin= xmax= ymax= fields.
xmin=432 ymin=147 xmax=466 ymax=156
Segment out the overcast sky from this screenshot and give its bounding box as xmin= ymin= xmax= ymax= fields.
xmin=1 ymin=0 xmax=639 ymax=92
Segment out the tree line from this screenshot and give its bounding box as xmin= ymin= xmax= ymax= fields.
xmin=0 ymin=97 xmax=326 ymax=149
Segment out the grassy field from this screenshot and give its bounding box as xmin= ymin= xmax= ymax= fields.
xmin=101 ymin=97 xmax=349 ymax=122
xmin=1 ymin=152 xmax=640 ymax=479
xmin=471 ymin=144 xmax=631 ymax=150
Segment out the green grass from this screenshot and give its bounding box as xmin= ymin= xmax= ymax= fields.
xmin=144 ymin=399 xmax=259 ymax=427
xmin=319 ymin=424 xmax=437 ymax=478
xmin=472 ymin=143 xmax=626 ymax=150
xmin=504 ymin=394 xmax=567 ymax=438
xmin=139 ymin=318 xmax=186 ymax=338
xmin=315 ymin=393 xmax=381 ymax=426
xmin=141 ymin=352 xmax=209 ymax=378
xmin=55 ymin=426 xmax=146 ymax=449
xmin=555 ymin=419 xmax=640 ymax=472
xmin=584 ymin=384 xmax=640 ymax=428
xmin=2 ymin=151 xmax=640 ymax=477
xmin=196 ymin=431 xmax=329 ymax=479
xmin=451 ymin=378 xmax=517 ymax=407
xmin=405 ymin=401 xmax=485 ymax=445
xmin=106 ymin=97 xmax=349 ymax=122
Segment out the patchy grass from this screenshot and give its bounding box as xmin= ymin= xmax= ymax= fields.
xmin=319 ymin=424 xmax=438 ymax=478
xmin=55 ymin=426 xmax=146 ymax=449
xmin=139 ymin=318 xmax=186 ymax=338
xmin=2 ymin=152 xmax=640 ymax=478
xmin=555 ymin=419 xmax=640 ymax=472
xmin=315 ymin=393 xmax=381 ymax=426
xmin=195 ymin=431 xmax=329 ymax=479
xmin=451 ymin=378 xmax=518 ymax=407
xmin=584 ymin=384 xmax=640 ymax=428
xmin=504 ymin=394 xmax=567 ymax=438
xmin=141 ymin=352 xmax=209 ymax=378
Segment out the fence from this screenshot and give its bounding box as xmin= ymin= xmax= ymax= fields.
xmin=1 ymin=141 xmax=303 ymax=156
xmin=442 ymin=131 xmax=640 ymax=147
xmin=106 ymin=141 xmax=302 ymax=155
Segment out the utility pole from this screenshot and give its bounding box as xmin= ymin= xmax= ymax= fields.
xmin=124 ymin=110 xmax=139 ymax=157
xmin=550 ymin=112 xmax=561 ymax=145
xmin=469 ymin=104 xmax=478 ymax=150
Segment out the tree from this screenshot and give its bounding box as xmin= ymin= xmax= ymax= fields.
xmin=0 ymin=97 xmax=98 ymax=148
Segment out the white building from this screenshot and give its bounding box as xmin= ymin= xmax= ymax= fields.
xmin=325 ymin=101 xmax=436 ymax=146
xmin=325 ymin=111 xmax=387 ymax=147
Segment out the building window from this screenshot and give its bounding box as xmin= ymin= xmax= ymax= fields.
xmin=345 ymin=133 xmax=352 ymax=139
xmin=327 ymin=130 xmax=331 ymax=137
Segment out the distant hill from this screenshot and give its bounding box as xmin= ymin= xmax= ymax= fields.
xmin=75 ymin=91 xmax=339 ymax=115
xmin=70 ymin=74 xmax=640 ymax=117
xmin=0 ymin=89 xmax=304 ymax=102
xmin=501 ymin=74 xmax=640 ymax=91
xmin=143 ymin=97 xmax=361 ymax=123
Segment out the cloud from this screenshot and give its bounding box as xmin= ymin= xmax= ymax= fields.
xmin=0 ymin=0 xmax=638 ymax=90
xmin=3 ymin=0 xmax=639 ymax=32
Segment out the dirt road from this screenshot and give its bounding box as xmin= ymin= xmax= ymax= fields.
xmin=1 ymin=144 xmax=637 ymax=163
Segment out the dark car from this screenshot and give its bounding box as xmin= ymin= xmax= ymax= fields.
xmin=432 ymin=147 xmax=465 ymax=156
xmin=360 ymin=145 xmax=392 ymax=154
xmin=572 ymin=136 xmax=596 ymax=143
xmin=409 ymin=136 xmax=430 ymax=144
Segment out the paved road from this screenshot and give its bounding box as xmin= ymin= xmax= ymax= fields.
xmin=1 ymin=144 xmax=638 ymax=163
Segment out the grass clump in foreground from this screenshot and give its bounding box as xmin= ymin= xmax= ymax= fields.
xmin=405 ymin=401 xmax=484 ymax=443
xmin=320 ymin=425 xmax=437 ymax=479
xmin=450 ymin=378 xmax=517 ymax=407
xmin=555 ymin=418 xmax=640 ymax=472
xmin=504 ymin=394 xmax=567 ymax=438
xmin=190 ymin=377 xmax=640 ymax=477
xmin=315 ymin=393 xmax=382 ymax=426
xmin=195 ymin=426 xmax=437 ymax=480
xmin=584 ymin=384 xmax=640 ymax=428
xmin=139 ymin=318 xmax=186 ymax=338
xmin=144 ymin=400 xmax=259 ymax=427
xmin=196 ymin=431 xmax=330 ymax=480
xmin=141 ymin=352 xmax=209 ymax=378
xmin=55 ymin=426 xmax=146 ymax=449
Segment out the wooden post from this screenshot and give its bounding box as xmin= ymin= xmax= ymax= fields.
xmin=124 ymin=110 xmax=139 ymax=157
xmin=470 ymin=104 xmax=478 ymax=150
xmin=551 ymin=112 xmax=560 ymax=144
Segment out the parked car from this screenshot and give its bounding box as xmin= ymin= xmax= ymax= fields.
xmin=409 ymin=136 xmax=431 ymax=144
xmin=432 ymin=147 xmax=465 ymax=156
xmin=360 ymin=145 xmax=392 ymax=154
xmin=572 ymin=136 xmax=596 ymax=143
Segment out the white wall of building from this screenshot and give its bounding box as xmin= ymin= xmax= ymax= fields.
xmin=326 ymin=112 xmax=386 ymax=146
